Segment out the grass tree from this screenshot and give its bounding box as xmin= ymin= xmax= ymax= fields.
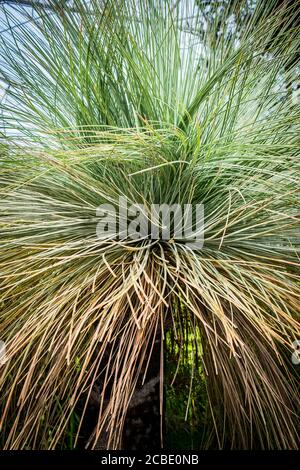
xmin=0 ymin=0 xmax=299 ymax=449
